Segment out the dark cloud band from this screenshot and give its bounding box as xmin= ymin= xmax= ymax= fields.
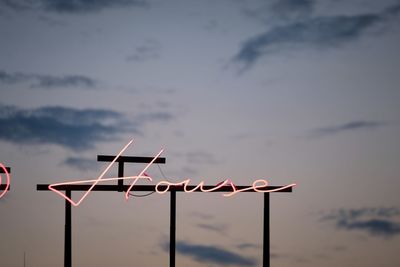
xmin=0 ymin=0 xmax=147 ymax=14
xmin=0 ymin=104 xmax=173 ymax=151
xmin=0 ymin=70 xmax=96 ymax=89
xmin=321 ymin=207 xmax=400 ymax=237
xmin=0 ymin=104 xmax=125 ymax=150
xmin=312 ymin=120 xmax=384 ymax=137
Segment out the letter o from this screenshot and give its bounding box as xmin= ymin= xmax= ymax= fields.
xmin=0 ymin=163 xmax=10 ymax=199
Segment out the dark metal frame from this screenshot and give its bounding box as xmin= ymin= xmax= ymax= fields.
xmin=37 ymin=156 xmax=292 ymax=267
xmin=0 ymin=166 xmax=11 ymax=191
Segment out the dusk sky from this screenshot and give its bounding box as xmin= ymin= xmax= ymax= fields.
xmin=1 ymin=0 xmax=400 ymax=266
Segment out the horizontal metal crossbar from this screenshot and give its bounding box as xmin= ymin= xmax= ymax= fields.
xmin=97 ymin=155 xmax=166 ymax=164
xmin=0 ymin=184 xmax=10 ymax=190
xmin=0 ymin=167 xmax=11 ymax=173
xmin=37 ymin=184 xmax=292 ymax=192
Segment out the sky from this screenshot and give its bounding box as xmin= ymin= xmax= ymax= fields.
xmin=0 ymin=0 xmax=400 ymax=266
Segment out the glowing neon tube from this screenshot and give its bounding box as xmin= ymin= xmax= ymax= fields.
xmin=0 ymin=162 xmax=10 ymax=199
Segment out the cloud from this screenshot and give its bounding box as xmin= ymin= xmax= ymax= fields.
xmin=337 ymin=219 xmax=400 ymax=237
xmin=243 ymin=0 xmax=314 ymax=23
xmin=31 ymin=74 xmax=96 ymax=88
xmin=63 ymin=157 xmax=98 ymax=171
xmin=0 ymin=70 xmax=29 ymax=84
xmin=0 ymin=104 xmax=174 ymax=151
xmin=126 ymin=40 xmax=161 ymax=62
xmin=312 ymin=120 xmax=384 ymax=137
xmin=234 ymin=14 xmax=379 ymax=68
xmin=234 ymin=3 xmax=400 ymax=69
xmin=0 ymin=70 xmax=96 ymax=89
xmin=321 ymin=207 xmax=400 ymax=237
xmin=236 ymin=243 xmax=262 ymax=250
xmin=243 ymin=0 xmax=316 ymax=25
xmin=135 ymin=112 xmax=173 ymax=124
xmin=162 ymin=240 xmax=257 ymax=266
xmin=197 ymin=223 xmax=228 ymax=235
xmin=270 ymin=0 xmax=314 ymax=21
xmin=322 ymin=207 xmax=400 ymax=221
xmin=0 ymin=0 xmax=147 ymax=14
xmin=0 ymin=104 xmax=126 ymax=150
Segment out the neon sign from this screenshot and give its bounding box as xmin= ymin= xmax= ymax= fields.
xmin=0 ymin=162 xmax=11 ymax=199
xmin=48 ymin=140 xmax=296 ymax=206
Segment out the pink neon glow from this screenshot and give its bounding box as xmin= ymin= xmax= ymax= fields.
xmin=49 ymin=139 xmax=137 ymax=206
xmin=48 ymin=140 xmax=296 ymax=206
xmin=155 ymin=178 xmax=296 ymax=196
xmin=0 ymin=162 xmax=10 ymax=199
xmin=124 ymin=148 xmax=164 ymax=200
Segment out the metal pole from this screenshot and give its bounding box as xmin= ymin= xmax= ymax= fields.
xmin=263 ymin=193 xmax=270 ymax=267
xmin=65 ymin=190 xmax=72 ymax=267
xmin=118 ymin=162 xmax=124 ymax=192
xmin=170 ymin=191 xmax=176 ymax=267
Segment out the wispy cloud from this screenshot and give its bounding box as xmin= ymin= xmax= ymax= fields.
xmin=234 ymin=14 xmax=378 ymax=68
xmin=126 ymin=40 xmax=161 ymax=62
xmin=234 ymin=3 xmax=400 ymax=69
xmin=311 ymin=120 xmax=384 ymax=137
xmin=0 ymin=70 xmax=96 ymax=89
xmin=338 ymin=219 xmax=400 ymax=237
xmin=162 ymin=240 xmax=257 ymax=266
xmin=63 ymin=157 xmax=98 ymax=171
xmin=197 ymin=223 xmax=228 ymax=235
xmin=32 ymin=75 xmax=96 ymax=89
xmin=321 ymin=207 xmax=400 ymax=237
xmin=0 ymin=70 xmax=29 ymax=84
xmin=270 ymin=0 xmax=314 ymax=21
xmin=134 ymin=112 xmax=173 ymax=124
xmin=236 ymin=243 xmax=262 ymax=250
xmin=0 ymin=0 xmax=147 ymax=14
xmin=243 ymin=0 xmax=314 ymax=23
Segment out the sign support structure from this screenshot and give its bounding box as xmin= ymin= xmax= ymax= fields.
xmin=37 ymin=154 xmax=293 ymax=267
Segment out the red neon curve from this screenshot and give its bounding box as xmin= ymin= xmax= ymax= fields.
xmin=155 ymin=178 xmax=296 ymax=196
xmin=0 ymin=162 xmax=10 ymax=199
xmin=49 ymin=139 xmax=138 ymax=206
xmin=124 ymin=148 xmax=164 ymax=200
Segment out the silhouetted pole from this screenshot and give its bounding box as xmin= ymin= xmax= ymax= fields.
xmin=65 ymin=190 xmax=71 ymax=267
xmin=0 ymin=166 xmax=11 ymax=191
xmin=117 ymin=162 xmax=124 ymax=192
xmin=37 ymin=181 xmax=291 ymax=267
xmin=263 ymin=193 xmax=270 ymax=267
xmin=170 ymin=191 xmax=176 ymax=267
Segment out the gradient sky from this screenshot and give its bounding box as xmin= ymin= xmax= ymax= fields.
xmin=1 ymin=0 xmax=400 ymax=266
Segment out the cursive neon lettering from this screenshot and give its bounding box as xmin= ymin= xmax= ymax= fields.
xmin=48 ymin=140 xmax=296 ymax=206
xmin=125 ymin=148 xmax=163 ymax=199
xmin=49 ymin=139 xmax=136 ymax=206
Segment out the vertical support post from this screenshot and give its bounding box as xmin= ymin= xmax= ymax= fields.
xmin=118 ymin=162 xmax=124 ymax=192
xmin=170 ymin=190 xmax=176 ymax=267
xmin=263 ymin=193 xmax=270 ymax=267
xmin=65 ymin=190 xmax=72 ymax=267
